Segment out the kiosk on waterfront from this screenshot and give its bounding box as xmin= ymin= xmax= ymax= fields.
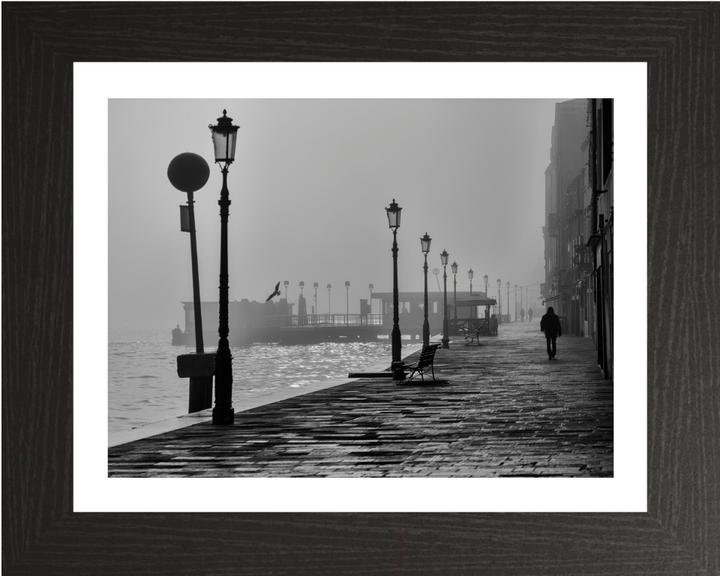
xmin=453 ymin=296 xmax=497 ymax=337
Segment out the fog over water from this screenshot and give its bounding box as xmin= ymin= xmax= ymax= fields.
xmin=109 ymin=99 xmax=561 ymax=331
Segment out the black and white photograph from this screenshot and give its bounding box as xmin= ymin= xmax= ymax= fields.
xmin=106 ymin=97 xmax=616 ymax=482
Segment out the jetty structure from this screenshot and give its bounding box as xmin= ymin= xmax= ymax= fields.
xmin=172 ymin=291 xmax=497 ymax=346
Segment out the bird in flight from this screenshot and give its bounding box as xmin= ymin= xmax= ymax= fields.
xmin=265 ymin=281 xmax=281 ymax=302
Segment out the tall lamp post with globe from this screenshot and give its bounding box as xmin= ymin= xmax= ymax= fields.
xmin=208 ymin=109 xmax=239 ymax=425
xmin=167 ymin=151 xmax=214 ymax=413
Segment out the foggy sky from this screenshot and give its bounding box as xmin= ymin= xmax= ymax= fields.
xmin=109 ymin=98 xmax=563 ymax=329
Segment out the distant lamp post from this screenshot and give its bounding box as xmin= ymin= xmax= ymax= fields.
xmin=313 ymin=282 xmax=318 ymax=317
xmin=420 ymin=233 xmax=432 ymax=346
xmin=369 ymin=283 xmax=374 ymax=315
xmin=497 ymin=278 xmax=501 ymax=320
xmin=327 ymin=283 xmax=332 ymax=315
xmin=520 ymin=286 xmax=524 ymax=319
xmin=283 ymin=280 xmax=289 ymax=300
xmin=451 ymin=261 xmax=458 ymax=321
xmin=484 ymin=274 xmax=489 ymax=297
xmin=515 ymin=284 xmax=518 ymax=321
xmin=167 ymin=151 xmax=213 ymax=413
xmin=345 ymin=281 xmax=350 ymax=325
xmin=386 ymin=199 xmax=405 ymax=381
xmin=299 ymin=282 xmax=305 ymax=325
xmin=506 ymin=281 xmax=510 ymax=322
xmin=208 ymin=109 xmax=239 ymax=425
xmin=526 ymin=287 xmax=529 ymax=319
xmin=468 ymin=268 xmax=474 ymax=294
xmin=433 ymin=268 xmax=441 ymax=292
xmin=440 ymin=249 xmax=450 ymax=349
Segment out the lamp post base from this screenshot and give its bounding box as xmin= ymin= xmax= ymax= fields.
xmin=391 ymin=360 xmax=406 ymax=381
xmin=212 ymin=407 xmax=235 ymax=425
xmin=441 ymin=337 xmax=449 ymax=349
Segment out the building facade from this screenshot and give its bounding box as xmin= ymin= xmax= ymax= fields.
xmin=585 ymin=99 xmax=614 ymax=379
xmin=542 ymin=99 xmax=613 ymax=378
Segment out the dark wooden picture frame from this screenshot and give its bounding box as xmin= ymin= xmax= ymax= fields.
xmin=3 ymin=3 xmax=718 ymax=574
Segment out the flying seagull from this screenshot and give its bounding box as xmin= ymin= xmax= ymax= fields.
xmin=265 ymin=281 xmax=281 ymax=302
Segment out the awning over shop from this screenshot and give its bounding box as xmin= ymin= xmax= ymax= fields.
xmin=455 ymin=298 xmax=496 ymax=307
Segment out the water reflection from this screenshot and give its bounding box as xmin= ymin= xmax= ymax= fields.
xmin=109 ymin=328 xmax=391 ymax=435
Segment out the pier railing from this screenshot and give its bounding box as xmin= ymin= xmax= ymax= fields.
xmin=252 ymin=314 xmax=384 ymax=329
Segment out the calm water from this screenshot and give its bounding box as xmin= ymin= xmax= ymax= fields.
xmin=109 ymin=328 xmax=393 ymax=436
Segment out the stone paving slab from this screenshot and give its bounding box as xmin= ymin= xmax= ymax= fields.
xmin=109 ymin=321 xmax=613 ymax=477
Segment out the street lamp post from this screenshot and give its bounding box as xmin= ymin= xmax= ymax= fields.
xmin=313 ymin=282 xmax=318 ymax=319
xmin=484 ymin=274 xmax=489 ymax=297
xmin=451 ymin=261 xmax=458 ymax=322
xmin=298 ymin=281 xmax=305 ymax=326
xmin=327 ymin=284 xmax=332 ymax=317
xmin=283 ymin=280 xmax=289 ymax=300
xmin=515 ymin=284 xmax=518 ymax=321
xmin=386 ymin=199 xmax=405 ymax=381
xmin=440 ymin=249 xmax=450 ymax=349
xmin=506 ymin=281 xmax=510 ymax=322
xmin=345 ymin=281 xmax=350 ymax=326
xmin=369 ymin=283 xmax=374 ymax=315
xmin=526 ymin=287 xmax=529 ymax=319
xmin=420 ymin=233 xmax=432 ymax=346
xmin=497 ymin=278 xmax=501 ymax=321
xmin=520 ymin=286 xmax=524 ymax=320
xmin=208 ymin=109 xmax=239 ymax=425
xmin=468 ymin=268 xmax=474 ymax=295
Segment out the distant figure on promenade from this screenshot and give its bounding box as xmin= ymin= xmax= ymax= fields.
xmin=520 ymin=307 xmax=525 ymax=322
xmin=540 ymin=306 xmax=562 ymax=360
xmin=528 ymin=307 xmax=533 ymax=322
xmin=489 ymin=314 xmax=498 ymax=336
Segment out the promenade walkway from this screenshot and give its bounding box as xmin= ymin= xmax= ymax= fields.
xmin=109 ymin=321 xmax=613 ymax=478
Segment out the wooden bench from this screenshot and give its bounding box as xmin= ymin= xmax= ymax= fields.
xmin=464 ymin=327 xmax=481 ymax=344
xmin=405 ymin=343 xmax=441 ymax=382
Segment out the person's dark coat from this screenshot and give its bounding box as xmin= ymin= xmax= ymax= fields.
xmin=540 ymin=309 xmax=562 ymax=338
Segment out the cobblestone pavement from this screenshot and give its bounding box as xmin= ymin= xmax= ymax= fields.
xmin=109 ymin=321 xmax=613 ymax=477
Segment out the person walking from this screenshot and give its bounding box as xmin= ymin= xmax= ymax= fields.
xmin=528 ymin=307 xmax=533 ymax=322
xmin=540 ymin=306 xmax=562 ymax=360
xmin=520 ymin=307 xmax=525 ymax=322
